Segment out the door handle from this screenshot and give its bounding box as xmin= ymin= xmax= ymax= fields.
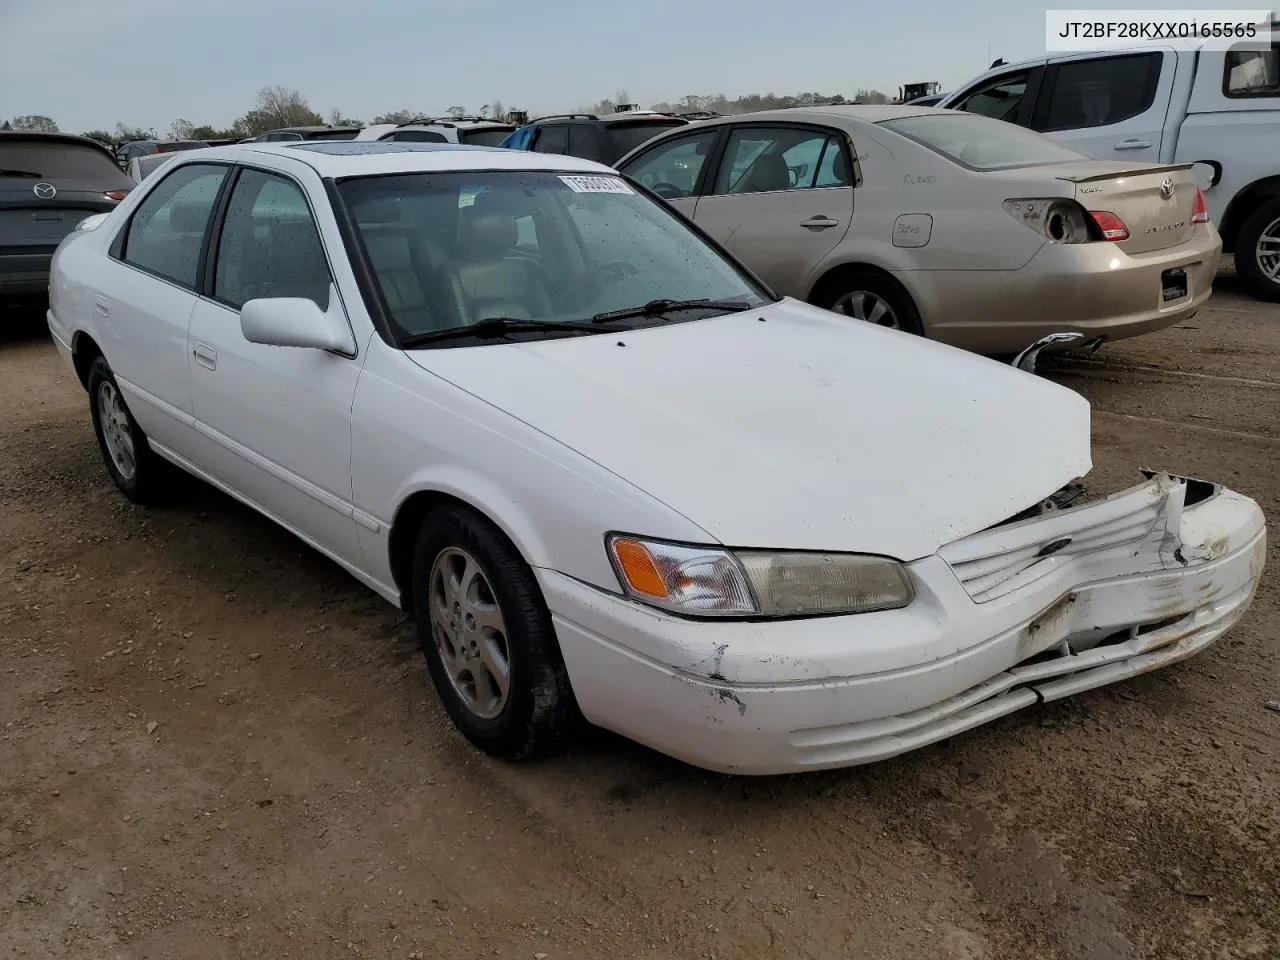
xmin=94 ymin=296 xmax=110 ymax=317
xmin=802 ymin=216 xmax=840 ymax=229
xmin=192 ymin=343 xmax=217 ymax=370
xmin=1113 ymin=139 xmax=1152 ymax=150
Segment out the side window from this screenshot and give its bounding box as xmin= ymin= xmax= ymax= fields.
xmin=954 ymin=71 xmax=1030 ymax=123
xmin=622 ymin=130 xmax=719 ymax=198
xmin=814 ymin=135 xmax=856 ymax=188
xmin=213 ymin=169 xmax=331 ymax=311
xmin=1225 ymin=45 xmax=1280 ymax=97
xmin=1036 ymin=53 xmax=1162 ymax=130
xmin=567 ymin=124 xmax=602 ymax=161
xmin=532 ymin=125 xmax=568 ymax=155
xmin=712 ymin=127 xmax=845 ymax=195
xmin=120 ymin=163 xmax=227 ymax=288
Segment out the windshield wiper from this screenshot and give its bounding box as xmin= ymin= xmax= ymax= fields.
xmin=400 ymin=316 xmax=631 ymax=349
xmin=591 ymin=298 xmax=753 ymax=324
xmin=0 ymin=168 xmax=43 ymax=178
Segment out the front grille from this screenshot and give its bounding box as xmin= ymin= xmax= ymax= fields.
xmin=938 ymin=481 xmax=1168 ymax=602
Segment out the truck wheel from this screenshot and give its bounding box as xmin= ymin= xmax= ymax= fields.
xmin=1234 ymin=197 xmax=1280 ymax=303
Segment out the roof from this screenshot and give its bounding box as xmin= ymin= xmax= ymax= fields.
xmin=174 ymin=140 xmax=616 ymax=177
xmin=0 ymin=130 xmax=118 ymax=158
xmin=665 ymin=104 xmax=951 ymax=132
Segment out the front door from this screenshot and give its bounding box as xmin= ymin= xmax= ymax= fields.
xmin=617 ymin=127 xmax=723 ymax=220
xmin=692 ymin=124 xmax=854 ymax=297
xmin=186 ymin=165 xmax=364 ymax=566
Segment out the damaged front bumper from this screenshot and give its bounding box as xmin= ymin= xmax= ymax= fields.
xmin=540 ymin=473 xmax=1267 ymax=775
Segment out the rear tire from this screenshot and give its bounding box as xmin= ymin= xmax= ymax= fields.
xmin=411 ymin=505 xmax=575 ymax=760
xmin=86 ymin=355 xmax=169 ymax=504
xmin=1233 ymin=197 xmax=1280 ymax=303
xmin=816 ymin=272 xmax=924 ymax=336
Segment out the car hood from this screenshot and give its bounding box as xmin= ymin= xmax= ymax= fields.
xmin=407 ymin=299 xmax=1092 ymax=560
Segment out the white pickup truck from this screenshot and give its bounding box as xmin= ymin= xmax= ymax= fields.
xmin=938 ymin=39 xmax=1280 ymax=301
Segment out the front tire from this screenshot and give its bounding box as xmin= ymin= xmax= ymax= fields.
xmin=411 ymin=505 xmax=575 ymax=760
xmin=817 ymin=272 xmax=924 ymax=335
xmin=86 ymin=355 xmax=168 ymax=504
xmin=1234 ymin=197 xmax=1280 ymax=303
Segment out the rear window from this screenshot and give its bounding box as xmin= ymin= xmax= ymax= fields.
xmin=306 ymin=129 xmax=360 ymax=141
xmin=1225 ymin=46 xmax=1280 ymax=97
xmin=606 ymin=120 xmax=687 ymax=158
xmin=0 ymin=139 xmax=132 ymax=184
xmin=879 ymin=113 xmax=1089 ymax=171
xmin=460 ymin=127 xmax=515 ymax=147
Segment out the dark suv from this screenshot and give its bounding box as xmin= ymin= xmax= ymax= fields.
xmin=115 ymin=139 xmax=209 ymax=169
xmin=501 ymin=111 xmax=689 ymax=165
xmin=1 ymin=132 xmax=133 ymax=303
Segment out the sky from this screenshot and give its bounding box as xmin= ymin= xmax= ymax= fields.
xmin=0 ymin=0 xmax=1256 ymax=134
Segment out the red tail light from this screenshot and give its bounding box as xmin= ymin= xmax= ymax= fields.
xmin=1191 ymin=188 xmax=1210 ymax=225
xmin=149 ymin=145 xmax=161 ymax=154
xmin=1088 ymin=210 xmax=1129 ymax=242
xmin=104 ymin=190 xmax=129 ymax=202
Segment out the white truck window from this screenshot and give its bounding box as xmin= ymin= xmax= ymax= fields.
xmin=1037 ymin=53 xmax=1162 ymax=131
xmin=1225 ymin=47 xmax=1280 ymax=97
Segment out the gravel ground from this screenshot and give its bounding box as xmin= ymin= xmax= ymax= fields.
xmin=2 ymin=279 xmax=1277 ymax=960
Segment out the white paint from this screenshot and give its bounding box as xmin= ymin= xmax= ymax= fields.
xmin=46 ymin=143 xmax=1268 ymax=774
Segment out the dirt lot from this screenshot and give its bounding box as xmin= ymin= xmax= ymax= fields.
xmin=2 ymin=280 xmax=1278 ymax=960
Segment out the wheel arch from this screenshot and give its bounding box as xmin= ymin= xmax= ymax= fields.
xmin=387 ymin=484 xmax=547 ymax=613
xmin=1217 ymin=176 xmax=1280 ymax=253
xmin=806 ymin=260 xmax=913 ymax=306
xmin=70 ymin=331 xmax=105 ymax=389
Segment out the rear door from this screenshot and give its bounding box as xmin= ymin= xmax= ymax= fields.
xmin=1029 ymin=50 xmax=1174 ymax=162
xmin=0 ymin=137 xmax=133 ymax=294
xmin=98 ymin=161 xmax=230 ymax=454
xmin=691 ymin=123 xmax=855 ymax=297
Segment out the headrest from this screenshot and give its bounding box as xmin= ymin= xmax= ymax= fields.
xmin=465 ymin=211 xmax=518 ymax=257
xmin=362 ymin=231 xmax=413 ymax=273
xmin=743 ymin=152 xmax=790 ymax=192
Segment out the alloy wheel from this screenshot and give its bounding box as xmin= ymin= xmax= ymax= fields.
xmin=427 ymin=547 xmax=511 ymax=720
xmin=97 ymin=381 xmax=136 ymax=481
xmin=831 ymin=290 xmax=900 ymax=329
xmin=1255 ymin=215 xmax=1280 ymax=285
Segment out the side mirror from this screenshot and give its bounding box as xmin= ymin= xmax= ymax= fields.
xmin=240 ymin=288 xmax=356 ymax=355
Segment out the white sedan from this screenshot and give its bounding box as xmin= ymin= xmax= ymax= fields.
xmin=47 ymin=141 xmax=1266 ymax=775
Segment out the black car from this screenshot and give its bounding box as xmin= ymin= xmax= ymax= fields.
xmin=1 ymin=132 xmax=134 ymax=303
xmin=506 ymin=111 xmax=690 ymax=165
xmin=247 ymin=125 xmax=361 ymax=143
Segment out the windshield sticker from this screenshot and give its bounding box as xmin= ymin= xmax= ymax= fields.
xmin=559 ymin=175 xmax=634 ymax=194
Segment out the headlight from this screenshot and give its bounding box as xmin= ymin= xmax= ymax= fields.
xmin=605 ymin=535 xmax=914 ymax=619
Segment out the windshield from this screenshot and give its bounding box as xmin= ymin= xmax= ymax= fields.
xmin=879 ymin=113 xmax=1089 ymax=171
xmin=337 ymin=170 xmax=769 ymax=344
xmin=461 ymin=127 xmax=515 ymax=147
xmin=0 ymin=140 xmax=133 ymax=184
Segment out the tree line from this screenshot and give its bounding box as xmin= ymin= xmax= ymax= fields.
xmin=4 ymin=85 xmax=892 ymax=146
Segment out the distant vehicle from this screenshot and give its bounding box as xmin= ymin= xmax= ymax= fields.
xmin=1 ymin=131 xmax=133 ymax=304
xmin=899 ymin=82 xmax=941 ymax=103
xmin=127 ymin=153 xmax=178 ymax=183
xmin=354 ymin=124 xmax=399 ymax=141
xmin=617 ymin=105 xmax=1220 ymax=354
xmin=500 ymin=111 xmax=689 ymax=164
xmin=115 ymin=139 xmax=208 ymax=169
xmin=937 ymin=32 xmax=1280 ymax=300
xmin=376 ymin=116 xmax=516 ymax=146
xmin=246 ymin=125 xmax=361 ymax=143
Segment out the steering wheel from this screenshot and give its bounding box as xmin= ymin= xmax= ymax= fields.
xmin=649 ymin=182 xmax=685 ymax=199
